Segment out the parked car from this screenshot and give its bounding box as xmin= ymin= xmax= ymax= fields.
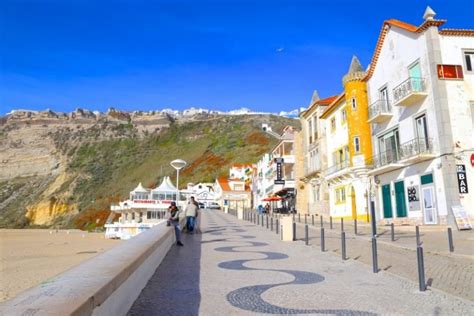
xmin=198 ymin=202 xmax=205 ymax=209
xmin=208 ymin=202 xmax=221 ymax=210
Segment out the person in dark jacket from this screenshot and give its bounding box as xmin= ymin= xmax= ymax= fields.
xmin=168 ymin=202 xmax=183 ymax=246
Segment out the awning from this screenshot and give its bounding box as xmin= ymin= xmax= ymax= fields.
xmin=263 ymin=196 xmax=282 ymax=202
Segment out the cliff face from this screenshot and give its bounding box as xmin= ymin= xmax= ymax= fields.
xmin=0 ymin=109 xmax=299 ymax=229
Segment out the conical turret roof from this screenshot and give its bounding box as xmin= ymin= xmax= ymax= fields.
xmin=347 ymin=56 xmax=363 ymax=75
xmin=310 ymin=90 xmax=320 ymax=105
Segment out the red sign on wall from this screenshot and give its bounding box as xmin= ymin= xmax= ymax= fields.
xmin=471 ymin=153 xmax=474 ymax=167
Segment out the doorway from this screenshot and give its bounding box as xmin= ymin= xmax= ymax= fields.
xmin=381 ymin=184 xmax=393 ymax=218
xmin=394 ymin=181 xmax=408 ymax=218
xmin=422 ymin=186 xmax=437 ymax=224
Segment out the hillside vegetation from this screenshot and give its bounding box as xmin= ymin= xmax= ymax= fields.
xmin=0 ymin=114 xmax=299 ymax=229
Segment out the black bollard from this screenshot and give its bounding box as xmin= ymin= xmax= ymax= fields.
xmin=341 ymin=218 xmax=344 ymax=232
xmin=391 ymin=223 xmax=395 ymax=241
xmin=371 ymin=237 xmax=378 ymax=273
xmin=321 ymin=228 xmax=325 ymax=252
xmin=354 ymin=219 xmax=357 ymax=235
xmin=298 ymin=213 xmax=301 ymax=223
xmin=266 ymin=216 xmax=269 ymax=229
xmin=448 ymin=227 xmax=454 ymax=252
xmin=261 ymin=215 xmax=264 ymax=227
xmin=305 ymin=214 xmax=307 ymax=224
xmin=271 ymin=217 xmax=273 ymax=231
xmin=305 ymin=224 xmax=309 ymax=245
xmin=276 ymin=219 xmax=279 ymax=235
xmin=417 ymin=245 xmax=426 ymax=291
xmin=330 ymin=216 xmax=333 ymax=229
xmin=293 ymin=213 xmax=295 ymax=222
xmin=293 ymin=222 xmax=296 ymax=241
xmin=320 ymin=215 xmax=324 ymax=228
xmin=312 ymin=215 xmax=315 ymax=226
xmin=341 ymin=231 xmax=346 ymax=260
xmin=416 ymin=226 xmax=421 ymax=246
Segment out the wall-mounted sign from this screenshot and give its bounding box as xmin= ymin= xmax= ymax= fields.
xmin=274 ymin=179 xmax=285 ymax=185
xmin=471 ymin=153 xmax=474 ymax=167
xmin=275 ymin=158 xmax=284 ymax=180
xmin=407 ymin=186 xmax=420 ymax=212
xmin=457 ymin=164 xmax=468 ymax=194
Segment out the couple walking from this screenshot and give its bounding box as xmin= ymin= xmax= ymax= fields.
xmin=168 ymin=197 xmax=199 ymax=246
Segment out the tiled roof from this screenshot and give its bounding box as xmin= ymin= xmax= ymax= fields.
xmin=319 ymin=93 xmax=345 ymax=119
xmin=217 ymin=177 xmax=231 ymax=191
xmin=439 ymin=29 xmax=474 ymax=36
xmin=364 ymin=18 xmax=448 ymax=81
xmin=301 ymin=95 xmax=338 ymax=118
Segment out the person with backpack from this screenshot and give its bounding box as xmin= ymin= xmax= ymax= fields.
xmin=168 ymin=201 xmax=183 ymax=246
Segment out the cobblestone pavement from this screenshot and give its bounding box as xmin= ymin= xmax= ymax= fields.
xmin=129 ymin=211 xmax=473 ymax=315
xmin=288 ymin=216 xmax=474 ymax=301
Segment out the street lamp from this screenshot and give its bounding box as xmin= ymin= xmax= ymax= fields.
xmin=170 ymin=159 xmax=187 ymax=203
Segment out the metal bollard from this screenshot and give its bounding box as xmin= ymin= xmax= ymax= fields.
xmin=312 ymin=215 xmax=315 ymax=226
xmin=261 ymin=215 xmax=264 ymax=227
xmin=321 ymin=228 xmax=325 ymax=252
xmin=266 ymin=216 xmax=269 ymax=229
xmin=320 ymin=215 xmax=324 ymax=228
xmin=417 ymin=245 xmax=426 ymax=291
xmin=341 ymin=231 xmax=346 ymax=260
xmin=416 ymin=226 xmax=421 ymax=246
xmin=305 ymin=214 xmax=307 ymax=224
xmin=448 ymin=227 xmax=454 ymax=252
xmin=391 ymin=223 xmax=395 ymax=241
xmin=371 ymin=237 xmax=378 ymax=273
xmin=276 ymin=219 xmax=279 ymax=235
xmin=298 ymin=213 xmax=301 ymax=223
xmin=305 ymin=224 xmax=309 ymax=245
xmin=330 ymin=216 xmax=333 ymax=229
xmin=270 ymin=217 xmax=273 ymax=231
xmin=293 ymin=213 xmax=295 ymax=222
xmin=341 ymin=218 xmax=344 ymax=232
xmin=293 ymin=222 xmax=296 ymax=241
xmin=354 ymin=219 xmax=357 ymax=235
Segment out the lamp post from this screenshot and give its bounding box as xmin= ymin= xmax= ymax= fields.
xmin=170 ymin=159 xmax=187 ymax=203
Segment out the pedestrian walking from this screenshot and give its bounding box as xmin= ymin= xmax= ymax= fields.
xmin=168 ymin=202 xmax=183 ymax=246
xmin=185 ymin=197 xmax=199 ymax=234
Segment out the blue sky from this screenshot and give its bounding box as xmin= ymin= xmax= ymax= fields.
xmin=1 ymin=0 xmax=473 ymax=115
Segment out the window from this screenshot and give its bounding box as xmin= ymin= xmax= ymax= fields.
xmin=330 ymin=117 xmax=336 ymax=132
xmin=437 ymin=64 xmax=464 ymax=79
xmin=335 ymin=187 xmax=346 ymax=204
xmin=308 ymin=119 xmax=313 ymax=143
xmin=379 ymin=86 xmax=390 ymax=111
xmin=312 ymin=116 xmax=318 ymax=140
xmin=351 ymin=97 xmax=357 ymax=110
xmin=353 ymin=136 xmax=361 ymax=153
xmin=341 ymin=108 xmax=347 ymax=124
xmin=464 ymin=51 xmax=474 ymax=72
xmin=415 ymin=114 xmax=429 ymax=148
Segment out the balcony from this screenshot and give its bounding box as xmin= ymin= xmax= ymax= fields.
xmin=368 ymin=99 xmax=392 ymax=123
xmin=325 ymin=160 xmax=351 ymax=182
xmin=393 ymin=77 xmax=428 ymax=106
xmin=399 ymin=137 xmax=435 ymax=164
xmin=367 ymin=149 xmax=404 ymax=175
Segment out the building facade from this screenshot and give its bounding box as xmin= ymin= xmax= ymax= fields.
xmin=365 ymin=8 xmax=474 ymax=225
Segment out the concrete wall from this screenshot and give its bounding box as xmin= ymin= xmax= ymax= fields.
xmin=0 ymin=221 xmax=179 ymax=315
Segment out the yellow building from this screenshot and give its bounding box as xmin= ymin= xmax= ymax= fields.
xmin=319 ymin=56 xmax=373 ymax=220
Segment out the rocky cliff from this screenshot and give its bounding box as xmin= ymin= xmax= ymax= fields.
xmin=0 ymin=109 xmax=299 ymax=229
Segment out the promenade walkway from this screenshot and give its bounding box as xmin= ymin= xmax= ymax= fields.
xmin=129 ymin=210 xmax=473 ymax=315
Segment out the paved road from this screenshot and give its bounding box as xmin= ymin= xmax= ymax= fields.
xmin=129 ymin=210 xmax=473 ymax=315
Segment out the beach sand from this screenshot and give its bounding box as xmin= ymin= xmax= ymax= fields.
xmin=0 ymin=229 xmax=122 ymax=302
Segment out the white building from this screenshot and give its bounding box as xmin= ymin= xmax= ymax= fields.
xmin=365 ymin=7 xmax=474 ymax=226
xmin=181 ymin=182 xmax=217 ymax=207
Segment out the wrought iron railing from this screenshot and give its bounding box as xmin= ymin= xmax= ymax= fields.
xmin=368 ymin=99 xmax=391 ymax=120
xmin=393 ymin=77 xmax=426 ymax=104
xmin=325 ymin=160 xmax=350 ymax=175
xmin=399 ymin=137 xmax=433 ymax=160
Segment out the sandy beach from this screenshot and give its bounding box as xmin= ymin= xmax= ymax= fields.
xmin=0 ymin=229 xmax=122 ymax=302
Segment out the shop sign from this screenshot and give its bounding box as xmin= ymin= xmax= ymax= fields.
xmin=407 ymin=186 xmax=420 ymax=212
xmin=275 ymin=158 xmax=284 ymax=180
xmin=457 ymin=164 xmax=468 ymax=194
xmin=471 ymin=153 xmax=474 ymax=167
xmin=274 ymin=179 xmax=285 ymax=185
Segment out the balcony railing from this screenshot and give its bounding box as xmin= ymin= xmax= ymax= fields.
xmin=399 ymin=137 xmax=433 ymax=160
xmin=368 ymin=137 xmax=433 ymax=170
xmin=393 ymin=77 xmax=427 ymax=106
xmin=368 ymin=99 xmax=392 ymax=123
xmin=325 ymin=160 xmax=350 ymax=176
